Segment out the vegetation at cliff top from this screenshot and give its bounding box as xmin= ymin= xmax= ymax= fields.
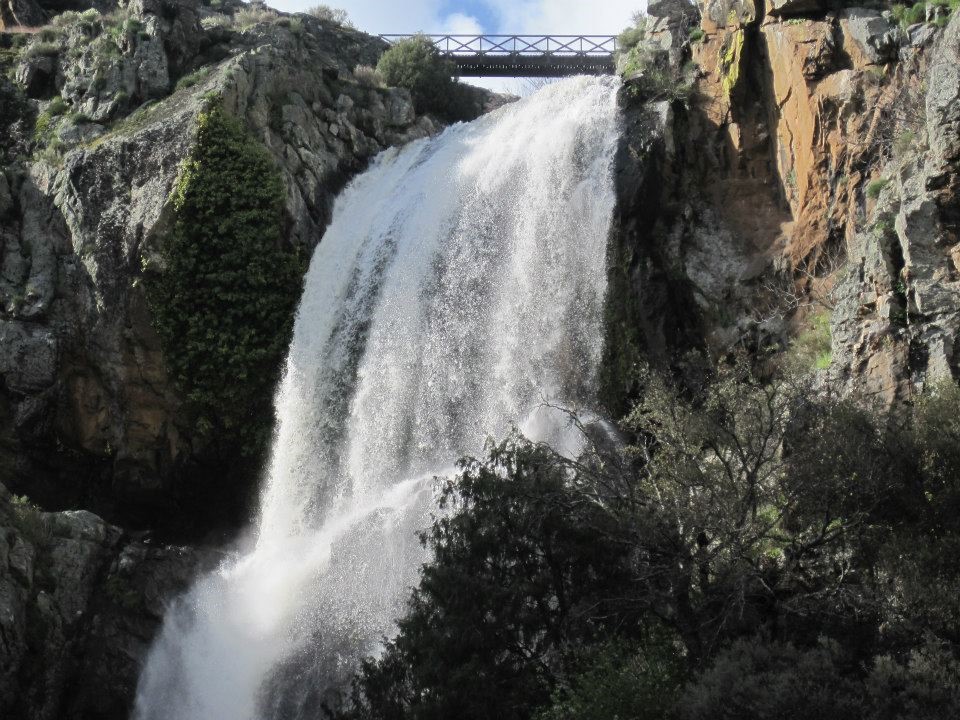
xmin=147 ymin=105 xmax=303 ymax=459
xmin=307 ymin=4 xmax=353 ymax=26
xmin=376 ymin=34 xmax=482 ymax=122
xmin=336 ymin=367 xmax=960 ymax=720
xmin=891 ymin=0 xmax=959 ymax=29
xmin=616 ymin=12 xmax=695 ymax=104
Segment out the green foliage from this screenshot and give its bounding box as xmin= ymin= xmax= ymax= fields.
xmin=891 ymin=0 xmax=957 ymax=28
xmin=343 ymin=436 xmax=644 ymax=720
xmin=678 ymin=636 xmax=960 ymax=720
xmin=537 ymin=639 xmax=685 ymax=720
xmin=376 ymin=35 xmax=479 ymax=122
xmin=788 ymin=309 xmax=832 ymax=370
xmin=33 ymin=104 xmax=62 ymax=144
xmin=175 ymin=67 xmax=211 ymax=91
xmin=10 ymin=495 xmax=50 ymax=546
xmin=23 ymin=41 xmax=60 ymax=58
xmin=873 ymin=214 xmax=896 ymax=239
xmin=618 ymin=15 xmax=647 ymax=52
xmin=867 ymin=177 xmax=890 ymax=199
xmin=147 ymin=106 xmax=303 ymax=457
xmin=688 ymin=28 xmax=705 ymax=43
xmin=675 ymin=638 xmax=864 ymax=720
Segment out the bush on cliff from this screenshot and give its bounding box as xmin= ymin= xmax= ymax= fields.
xmin=148 ymin=105 xmax=303 ymax=459
xmin=376 ymin=35 xmax=479 ymax=122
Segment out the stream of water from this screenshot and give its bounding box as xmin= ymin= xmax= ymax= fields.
xmin=134 ymin=75 xmax=622 ymax=720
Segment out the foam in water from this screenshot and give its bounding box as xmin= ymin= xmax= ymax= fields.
xmin=134 ymin=75 xmax=622 ymax=720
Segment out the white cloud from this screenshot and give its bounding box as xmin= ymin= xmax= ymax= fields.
xmin=270 ymin=0 xmax=445 ymax=34
xmin=269 ymin=0 xmax=645 ymax=35
xmin=444 ymin=12 xmax=484 ymax=35
xmin=485 ymin=0 xmax=643 ymax=34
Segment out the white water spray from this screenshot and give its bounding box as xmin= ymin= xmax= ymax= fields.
xmin=134 ymin=75 xmax=622 ymax=720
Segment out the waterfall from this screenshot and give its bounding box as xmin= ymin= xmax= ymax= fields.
xmin=134 ymin=75 xmax=622 ymax=720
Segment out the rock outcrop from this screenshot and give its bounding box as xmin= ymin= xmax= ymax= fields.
xmin=0 ymin=482 xmax=217 ymax=719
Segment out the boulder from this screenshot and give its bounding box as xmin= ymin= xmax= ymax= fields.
xmin=840 ymin=8 xmax=902 ymax=65
xmin=0 ymin=486 xmax=217 ymax=719
xmin=647 ymin=0 xmax=698 ymax=21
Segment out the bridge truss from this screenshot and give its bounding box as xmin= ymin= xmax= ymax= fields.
xmin=379 ymin=35 xmax=618 ymax=78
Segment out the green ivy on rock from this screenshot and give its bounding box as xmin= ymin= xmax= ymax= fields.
xmin=149 ymin=105 xmax=303 ymax=459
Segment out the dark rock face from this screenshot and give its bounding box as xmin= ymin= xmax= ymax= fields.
xmin=0 ymin=0 xmax=115 ymax=30
xmin=0 ymin=482 xmax=218 ymax=720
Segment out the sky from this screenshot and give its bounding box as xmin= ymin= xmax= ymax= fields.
xmin=269 ymin=0 xmax=644 ymax=35
xmin=268 ymin=0 xmax=646 ymax=91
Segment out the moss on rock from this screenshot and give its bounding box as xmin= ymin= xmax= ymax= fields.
xmin=148 ymin=105 xmax=304 ymax=460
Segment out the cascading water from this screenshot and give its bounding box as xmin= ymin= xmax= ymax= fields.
xmin=134 ymin=75 xmax=622 ymax=720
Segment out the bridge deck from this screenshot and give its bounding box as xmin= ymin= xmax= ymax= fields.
xmin=380 ymin=35 xmax=618 ymax=78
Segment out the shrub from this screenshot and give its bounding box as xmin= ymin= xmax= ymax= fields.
xmin=24 ymin=41 xmax=60 ymax=58
xmin=34 ymin=108 xmax=58 ymax=142
xmin=52 ymin=10 xmax=82 ymax=27
xmin=688 ymin=28 xmax=705 ymax=43
xmin=201 ymin=15 xmax=232 ymax=30
xmin=307 ymin=4 xmax=352 ymax=26
xmin=147 ymin=106 xmax=303 ymax=457
xmin=892 ymin=1 xmax=932 ymax=27
xmin=788 ymin=309 xmax=832 ymax=370
xmin=10 ymin=495 xmax=51 ymax=546
xmin=376 ymin=35 xmax=478 ymax=121
xmin=537 ymin=639 xmax=685 ymax=720
xmin=174 ymin=67 xmax=210 ymax=91
xmin=47 ymin=95 xmax=68 ymax=116
xmin=617 ymin=12 xmax=647 ymax=52
xmin=873 ymin=214 xmax=896 ymax=239
xmin=867 ymin=177 xmax=890 ymax=199
xmin=353 ymin=64 xmax=383 ymax=87
xmin=675 ymin=638 xmax=864 ymax=720
xmin=234 ymin=6 xmax=278 ymax=30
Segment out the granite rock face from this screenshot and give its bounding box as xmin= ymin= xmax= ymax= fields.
xmin=645 ymin=2 xmax=960 ymax=401
xmin=832 ymin=13 xmax=960 ymax=400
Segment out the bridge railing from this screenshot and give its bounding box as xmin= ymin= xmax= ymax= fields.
xmin=379 ymin=35 xmax=618 ymax=58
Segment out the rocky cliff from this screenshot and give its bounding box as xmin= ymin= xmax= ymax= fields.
xmin=611 ymin=0 xmax=960 ymax=408
xmin=0 ymin=0 xmax=498 ymax=538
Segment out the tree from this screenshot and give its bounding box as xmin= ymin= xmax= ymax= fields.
xmin=375 ymin=35 xmax=479 ymax=121
xmin=342 ymin=437 xmax=644 ymax=720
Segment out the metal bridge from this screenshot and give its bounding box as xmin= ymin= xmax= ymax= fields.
xmin=379 ymin=35 xmax=618 ymax=77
